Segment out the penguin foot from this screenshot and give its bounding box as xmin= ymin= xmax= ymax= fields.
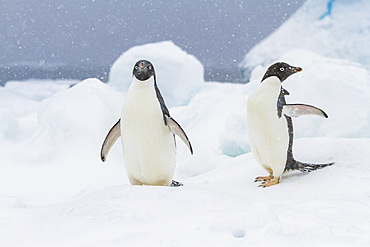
xmin=170 ymin=180 xmax=184 ymax=187
xmin=255 ymin=175 xmax=274 ymax=182
xmin=258 ymin=177 xmax=280 ymax=188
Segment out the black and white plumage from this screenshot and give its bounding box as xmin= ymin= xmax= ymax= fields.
xmin=247 ymin=62 xmax=333 ymax=187
xmin=101 ymin=60 xmax=193 ymax=186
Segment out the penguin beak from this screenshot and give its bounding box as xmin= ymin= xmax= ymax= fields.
xmin=293 ymin=67 xmax=302 ymax=73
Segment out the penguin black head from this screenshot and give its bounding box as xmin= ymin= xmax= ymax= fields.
xmin=261 ymin=62 xmax=302 ymax=83
xmin=133 ymin=60 xmax=155 ymax=81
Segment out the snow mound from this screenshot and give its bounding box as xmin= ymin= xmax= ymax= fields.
xmin=4 ymin=79 xmax=77 ymax=102
xmin=0 ymin=87 xmax=38 ymax=141
xmin=239 ymin=0 xmax=370 ymax=81
xmin=108 ymin=41 xmax=204 ymax=106
xmin=169 ymin=82 xmax=252 ymax=177
xmin=35 ymin=78 xmax=122 ymax=150
xmin=0 ymin=108 xmax=20 ymax=140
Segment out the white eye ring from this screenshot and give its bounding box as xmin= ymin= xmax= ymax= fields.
xmin=280 ymin=67 xmax=285 ymax=71
xmin=149 ymin=66 xmax=152 ymax=70
xmin=135 ymin=65 xmax=138 ymax=69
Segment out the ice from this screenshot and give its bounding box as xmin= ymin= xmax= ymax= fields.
xmin=0 ymin=108 xmax=19 ymax=140
xmin=239 ymin=0 xmax=370 ymax=81
xmin=36 ymin=78 xmax=121 ymax=145
xmin=1 ymin=63 xmax=369 ymax=246
xmin=4 ymin=79 xmax=77 ymax=102
xmin=1 ymin=74 xmax=370 ymax=247
xmin=108 ymin=41 xmax=204 ymax=107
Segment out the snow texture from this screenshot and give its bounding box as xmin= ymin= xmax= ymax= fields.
xmin=1 ymin=56 xmax=370 ymax=247
xmin=108 ymin=41 xmax=204 ymax=107
xmin=239 ymin=0 xmax=370 ymax=81
xmin=1 ymin=2 xmax=370 ymax=246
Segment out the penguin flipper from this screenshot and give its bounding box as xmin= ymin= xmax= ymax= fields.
xmin=282 ymin=104 xmax=328 ymax=118
xmin=101 ymin=119 xmax=121 ymax=162
xmin=165 ymin=115 xmax=193 ymax=155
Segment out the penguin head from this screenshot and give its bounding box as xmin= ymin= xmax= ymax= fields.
xmin=133 ymin=60 xmax=155 ymax=81
xmin=261 ymin=62 xmax=302 ymax=82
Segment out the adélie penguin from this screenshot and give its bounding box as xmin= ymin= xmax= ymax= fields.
xmin=100 ymin=60 xmax=193 ymax=186
xmin=247 ymin=62 xmax=333 ymax=187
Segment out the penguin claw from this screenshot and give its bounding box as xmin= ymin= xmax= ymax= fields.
xmin=255 ymin=175 xmax=274 ymax=182
xmin=170 ymin=180 xmax=183 ymax=187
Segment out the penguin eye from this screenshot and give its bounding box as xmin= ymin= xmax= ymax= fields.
xmin=135 ymin=65 xmax=139 ymax=70
xmin=280 ymin=67 xmax=285 ymax=71
xmin=149 ymin=65 xmax=152 ymax=70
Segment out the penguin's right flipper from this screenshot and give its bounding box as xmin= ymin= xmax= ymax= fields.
xmin=281 ymin=87 xmax=290 ymax=96
xmin=165 ymin=115 xmax=193 ymax=155
xmin=101 ymin=119 xmax=121 ymax=162
xmin=282 ymin=104 xmax=328 ymax=118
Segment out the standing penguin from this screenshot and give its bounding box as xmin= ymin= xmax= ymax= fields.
xmin=247 ymin=62 xmax=333 ymax=187
xmin=100 ymin=60 xmax=193 ymax=186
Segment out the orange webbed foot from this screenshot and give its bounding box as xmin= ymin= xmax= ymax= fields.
xmin=255 ymin=172 xmax=273 ymax=182
xmin=258 ymin=177 xmax=280 ymax=188
xmin=255 ymin=175 xmax=274 ymax=182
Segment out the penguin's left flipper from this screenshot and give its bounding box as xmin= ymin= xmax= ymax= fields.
xmin=283 ymin=104 xmax=328 ymax=118
xmin=101 ymin=119 xmax=121 ymax=162
xmin=165 ymin=115 xmax=193 ymax=155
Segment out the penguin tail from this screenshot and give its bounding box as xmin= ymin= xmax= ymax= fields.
xmin=294 ymin=160 xmax=334 ymax=173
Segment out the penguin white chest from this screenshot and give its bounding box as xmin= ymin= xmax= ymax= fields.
xmin=120 ymin=77 xmax=176 ymax=185
xmin=247 ymin=77 xmax=289 ymax=177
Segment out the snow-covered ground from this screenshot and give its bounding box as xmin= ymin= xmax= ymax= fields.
xmin=1 ymin=0 xmax=370 ymax=246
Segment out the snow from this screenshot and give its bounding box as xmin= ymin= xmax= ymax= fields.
xmin=239 ymin=0 xmax=370 ymax=81
xmin=1 ymin=60 xmax=370 ymax=246
xmin=2 ymin=2 xmax=370 ymax=245
xmin=108 ymin=41 xmax=204 ymax=106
